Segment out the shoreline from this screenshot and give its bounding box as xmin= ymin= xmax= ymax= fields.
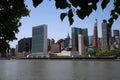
xmin=1 ymin=56 xmax=120 ymax=61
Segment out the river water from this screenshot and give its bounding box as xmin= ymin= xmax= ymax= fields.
xmin=0 ymin=60 xmax=120 ymax=80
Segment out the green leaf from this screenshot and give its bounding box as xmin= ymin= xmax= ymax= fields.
xmin=67 ymin=9 xmax=74 ymax=25
xmin=110 ymin=10 xmax=115 ymax=16
xmin=32 ymin=0 xmax=43 ymax=8
xmin=113 ymin=14 xmax=118 ymax=20
xmin=85 ymin=7 xmax=92 ymax=16
xmin=116 ymin=8 xmax=120 ymax=15
xmin=101 ymin=0 xmax=110 ymax=9
xmin=69 ymin=0 xmax=79 ymax=8
xmin=68 ymin=16 xmax=74 ymax=25
xmin=55 ymin=0 xmax=70 ymax=9
xmin=90 ymin=4 xmax=97 ymax=10
xmin=68 ymin=9 xmax=73 ymax=18
xmin=76 ymin=9 xmax=86 ymax=19
xmin=107 ymin=23 xmax=113 ymax=28
xmin=91 ymin=0 xmax=99 ymax=4
xmin=108 ymin=17 xmax=114 ymax=28
xmin=108 ymin=17 xmax=113 ymax=23
xmin=60 ymin=13 xmax=67 ymax=21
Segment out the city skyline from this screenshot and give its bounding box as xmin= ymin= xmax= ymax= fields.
xmin=10 ymin=0 xmax=120 ymax=48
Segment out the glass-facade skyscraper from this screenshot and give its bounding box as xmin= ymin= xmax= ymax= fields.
xmin=88 ymin=36 xmax=94 ymax=46
xmin=113 ymin=30 xmax=119 ymax=37
xmin=113 ymin=30 xmax=120 ymax=47
xmin=72 ymin=27 xmax=88 ymax=51
xmin=32 ymin=24 xmax=47 ymax=53
xmin=102 ymin=20 xmax=111 ymax=50
xmin=72 ymin=27 xmax=82 ymax=51
xmin=82 ymin=28 xmax=89 ymax=47
xmin=78 ymin=34 xmax=85 ymax=55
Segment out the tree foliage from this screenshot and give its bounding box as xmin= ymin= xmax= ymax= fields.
xmin=85 ymin=49 xmax=120 ymax=56
xmin=85 ymin=50 xmax=96 ymax=56
xmin=0 ymin=0 xmax=29 ymax=55
xmin=32 ymin=0 xmax=120 ymax=27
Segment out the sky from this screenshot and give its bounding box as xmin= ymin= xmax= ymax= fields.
xmin=10 ymin=0 xmax=120 ymax=48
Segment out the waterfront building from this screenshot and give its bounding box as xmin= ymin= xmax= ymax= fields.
xmin=88 ymin=35 xmax=94 ymax=46
xmin=57 ymin=39 xmax=65 ymax=50
xmin=109 ymin=30 xmax=120 ymax=49
xmin=10 ymin=48 xmax=15 ymax=56
xmin=82 ymin=28 xmax=89 ymax=47
xmin=92 ymin=19 xmax=98 ymax=50
xmin=51 ymin=38 xmax=55 ymax=45
xmin=98 ymin=37 xmax=102 ymax=50
xmin=111 ymin=37 xmax=115 ymax=44
xmin=64 ymin=33 xmax=70 ymax=49
xmin=113 ymin=30 xmax=120 ymax=47
xmin=72 ymin=27 xmax=88 ymax=51
xmin=78 ymin=34 xmax=85 ymax=55
xmin=18 ymin=38 xmax=32 ymax=52
xmin=102 ymin=20 xmax=108 ymax=49
xmin=72 ymin=27 xmax=81 ymax=51
xmin=15 ymin=45 xmax=18 ymax=54
xmin=69 ymin=38 xmax=72 ymax=49
xmin=113 ymin=30 xmax=119 ymax=37
xmin=108 ymin=29 xmax=112 ymax=48
xmin=114 ymin=36 xmax=120 ymax=48
xmin=88 ymin=36 xmax=94 ymax=51
xmin=48 ymin=39 xmax=51 ymax=51
xmin=32 ymin=24 xmax=48 ymax=54
xmin=102 ymin=20 xmax=112 ymax=50
xmin=50 ymin=43 xmax=61 ymax=53
xmin=71 ymin=27 xmax=88 ymax=57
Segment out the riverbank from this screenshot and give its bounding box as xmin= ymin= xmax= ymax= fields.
xmin=21 ymin=56 xmax=120 ymax=60
xmin=1 ymin=56 xmax=120 ymax=60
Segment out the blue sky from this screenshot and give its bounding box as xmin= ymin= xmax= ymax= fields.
xmin=10 ymin=0 xmax=120 ymax=48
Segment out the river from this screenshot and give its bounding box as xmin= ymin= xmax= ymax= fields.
xmin=0 ymin=60 xmax=120 ymax=80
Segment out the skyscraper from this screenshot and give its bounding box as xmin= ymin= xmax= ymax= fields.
xmin=102 ymin=20 xmax=111 ymax=50
xmin=72 ymin=27 xmax=82 ymax=51
xmin=72 ymin=27 xmax=88 ymax=52
xmin=88 ymin=35 xmax=93 ymax=46
xmin=64 ymin=33 xmax=70 ymax=49
xmin=78 ymin=34 xmax=85 ymax=55
xmin=92 ymin=19 xmax=98 ymax=50
xmin=47 ymin=39 xmax=51 ymax=51
xmin=98 ymin=37 xmax=102 ymax=50
xmin=113 ymin=30 xmax=120 ymax=48
xmin=113 ymin=30 xmax=119 ymax=37
xmin=18 ymin=38 xmax=32 ymax=52
xmin=32 ymin=24 xmax=48 ymax=54
xmin=82 ymin=28 xmax=89 ymax=47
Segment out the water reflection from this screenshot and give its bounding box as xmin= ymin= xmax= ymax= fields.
xmin=0 ymin=60 xmax=120 ymax=80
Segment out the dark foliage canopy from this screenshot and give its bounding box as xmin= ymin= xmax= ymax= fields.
xmin=0 ymin=0 xmax=29 ymax=54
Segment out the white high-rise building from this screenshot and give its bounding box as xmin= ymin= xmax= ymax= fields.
xmin=78 ymin=34 xmax=85 ymax=55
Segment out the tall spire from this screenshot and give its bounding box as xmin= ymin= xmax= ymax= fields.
xmin=95 ymin=19 xmax=98 ymax=26
xmin=67 ymin=32 xmax=70 ymax=39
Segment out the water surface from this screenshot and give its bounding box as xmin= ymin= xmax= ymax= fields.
xmin=0 ymin=60 xmax=120 ymax=80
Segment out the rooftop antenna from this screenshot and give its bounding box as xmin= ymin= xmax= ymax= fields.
xmin=67 ymin=27 xmax=71 ymax=38
xmin=94 ymin=8 xmax=98 ymax=26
